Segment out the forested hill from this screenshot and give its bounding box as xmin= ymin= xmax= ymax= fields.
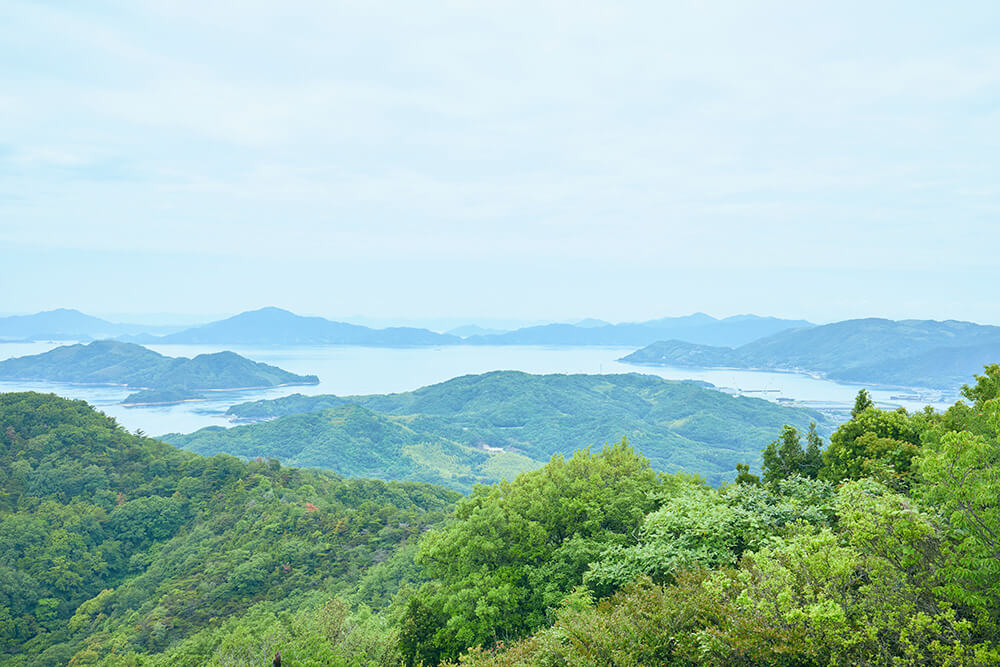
xmin=0 ymin=392 xmax=459 ymax=666
xmin=462 ymin=313 xmax=813 ymax=347
xmin=135 ymin=306 xmax=459 ymax=346
xmin=623 ymin=317 xmax=1000 ymax=390
xmin=182 ymin=371 xmax=831 ymax=486
xmin=0 ymin=341 xmax=318 ymax=402
xmin=5 ymin=364 xmax=1000 ymax=665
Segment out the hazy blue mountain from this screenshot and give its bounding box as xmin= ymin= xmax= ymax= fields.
xmin=0 ymin=308 xmax=182 ymax=341
xmin=144 ymin=306 xmax=460 ymax=346
xmin=826 ymin=342 xmax=1000 ymax=389
xmin=0 ymin=340 xmax=318 ymax=398
xmin=573 ymin=318 xmax=613 ymax=328
xmin=206 ymin=371 xmax=830 ymax=486
xmin=463 ymin=314 xmax=813 ymax=347
xmin=622 ymin=318 xmax=1000 ymax=389
xmin=446 ymin=324 xmax=509 ymax=337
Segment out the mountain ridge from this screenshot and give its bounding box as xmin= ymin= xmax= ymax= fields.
xmin=622 ymin=317 xmax=1000 ymax=390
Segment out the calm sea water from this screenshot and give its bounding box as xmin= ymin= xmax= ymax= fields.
xmin=0 ymin=341 xmax=959 ymax=436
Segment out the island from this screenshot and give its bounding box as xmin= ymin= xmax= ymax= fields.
xmin=164 ymin=370 xmax=829 ymax=489
xmin=620 ymin=317 xmax=1000 ymax=391
xmin=0 ymin=340 xmax=319 ymax=404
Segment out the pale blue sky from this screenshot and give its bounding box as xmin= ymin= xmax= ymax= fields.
xmin=2 ymin=1 xmax=998 ymax=325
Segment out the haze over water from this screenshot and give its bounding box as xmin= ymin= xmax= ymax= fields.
xmin=0 ymin=341 xmax=956 ymax=436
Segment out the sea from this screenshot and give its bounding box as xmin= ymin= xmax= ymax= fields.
xmin=0 ymin=341 xmax=960 ymax=436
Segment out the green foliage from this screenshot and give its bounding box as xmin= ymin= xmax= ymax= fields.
xmin=734 ymin=462 xmax=759 ymax=485
xmin=399 ymin=440 xmax=661 ymax=664
xmin=166 ymin=404 xmax=493 ymax=493
xmin=219 ymin=372 xmax=829 ymax=485
xmin=961 ymin=363 xmax=1000 ymax=407
xmin=760 ymin=423 xmax=823 ymax=485
xmin=916 ymin=399 xmax=1000 ymax=616
xmin=852 ymin=388 xmax=874 ymax=417
xmin=7 ymin=363 xmax=1000 ymax=666
xmin=820 ymin=404 xmax=921 ymax=485
xmin=0 ymin=392 xmax=457 ymax=665
xmin=584 ymin=475 xmax=835 ymax=594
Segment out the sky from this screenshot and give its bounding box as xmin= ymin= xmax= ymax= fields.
xmin=2 ymin=1 xmax=999 ymax=326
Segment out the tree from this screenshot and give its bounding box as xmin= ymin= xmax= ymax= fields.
xmin=734 ymin=463 xmax=759 ymax=486
xmin=802 ymin=421 xmax=824 ymax=478
xmin=821 ymin=406 xmax=921 ymax=484
xmin=852 ymin=389 xmax=875 ymax=417
xmin=961 ymin=364 xmax=1000 ymax=408
xmin=761 ymin=425 xmax=806 ymax=485
xmin=403 ymin=440 xmax=662 ymax=663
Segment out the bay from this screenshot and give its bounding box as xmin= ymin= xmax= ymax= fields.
xmin=0 ymin=341 xmax=958 ymax=436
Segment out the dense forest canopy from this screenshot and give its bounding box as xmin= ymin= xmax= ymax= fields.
xmin=2 ymin=363 xmax=1000 ymax=665
xmin=172 ymin=371 xmax=829 ymax=487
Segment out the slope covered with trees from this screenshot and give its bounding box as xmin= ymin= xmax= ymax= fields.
xmin=0 ymin=392 xmax=458 ymax=666
xmin=5 ymin=364 xmax=1000 ymax=666
xmin=192 ymin=371 xmax=830 ymax=486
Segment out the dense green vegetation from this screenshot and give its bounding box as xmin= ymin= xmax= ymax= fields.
xmin=197 ymin=371 xmax=830 ymax=486
xmin=166 ymin=404 xmax=501 ymax=493
xmin=5 ymin=363 xmax=1000 ymax=666
xmin=0 ymin=341 xmax=318 ymax=402
xmin=430 ymin=365 xmax=1000 ymax=665
xmin=623 ymin=317 xmax=1000 ymax=390
xmin=0 ymin=392 xmax=457 ymax=665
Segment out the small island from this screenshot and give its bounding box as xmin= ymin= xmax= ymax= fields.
xmin=0 ymin=340 xmax=319 ymax=405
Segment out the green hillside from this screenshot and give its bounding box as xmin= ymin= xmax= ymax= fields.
xmin=166 ymin=404 xmax=502 ymax=492
xmin=203 ymin=371 xmax=831 ymax=486
xmin=4 ymin=363 xmax=1000 ymax=666
xmin=0 ymin=341 xmax=319 ymax=402
xmin=0 ymin=392 xmax=458 ymax=666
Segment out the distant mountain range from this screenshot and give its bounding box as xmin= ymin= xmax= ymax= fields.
xmin=0 ymin=340 xmax=318 ymax=404
xmin=124 ymin=307 xmax=461 ymax=346
xmin=131 ymin=308 xmax=812 ymax=348
xmin=622 ymin=318 xmax=1000 ymax=390
xmin=1 ymin=307 xmax=816 ymax=348
xmin=165 ymin=371 xmax=830 ymax=488
xmin=461 ymin=313 xmax=814 ymax=347
xmin=0 ymin=308 xmax=183 ymax=341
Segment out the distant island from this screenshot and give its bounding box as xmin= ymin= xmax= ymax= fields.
xmin=460 ymin=313 xmax=814 ymax=348
xmin=125 ymin=306 xmax=461 ymax=346
xmin=0 ymin=308 xmax=184 ymax=341
xmin=121 ymin=307 xmax=813 ymax=349
xmin=621 ymin=317 xmax=1000 ymax=391
xmin=164 ymin=370 xmax=829 ymax=489
xmin=0 ymin=340 xmax=319 ymax=404
xmin=2 ymin=306 xmax=818 ymax=349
